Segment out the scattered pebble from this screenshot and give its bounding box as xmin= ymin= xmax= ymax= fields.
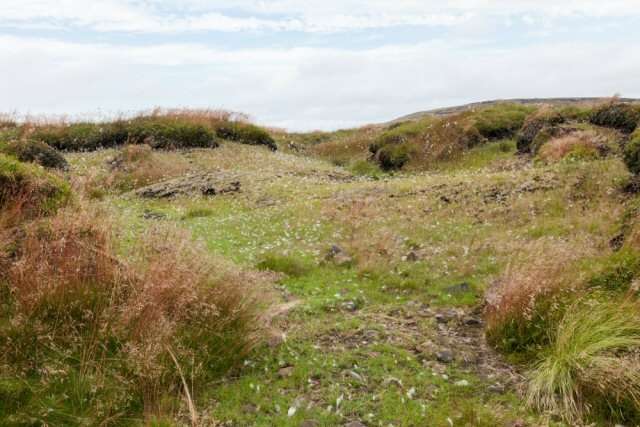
xmin=436 ymin=349 xmax=454 ymax=364
xmin=277 ymin=366 xmax=294 ymax=378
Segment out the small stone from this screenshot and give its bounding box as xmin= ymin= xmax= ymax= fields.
xmin=318 ymin=334 xmax=332 ymax=343
xmin=415 ymin=341 xmax=438 ymax=355
xmin=299 ymin=420 xmax=319 ymax=427
xmin=345 ymin=422 xmax=367 ymax=427
xmin=518 ymin=182 xmax=537 ymax=192
xmin=436 ymin=349 xmax=454 ymax=364
xmin=325 ymin=244 xmax=344 ymax=261
xmin=277 ymin=366 xmax=294 ymax=378
xmin=462 ymin=316 xmax=481 ymax=326
xmin=348 ymin=371 xmax=364 ymax=382
xmin=455 ymin=380 xmax=469 ymax=387
xmin=343 ymin=300 xmax=358 ymax=311
xmin=444 ymin=282 xmax=470 ymax=294
xmin=435 ymin=307 xmax=457 ymax=323
xmin=487 ymin=384 xmax=505 ymax=394
xmin=241 ymin=404 xmax=258 ymax=413
xmin=432 ymin=363 xmax=448 ymax=374
xmin=406 ymin=250 xmax=418 ymax=261
xmin=334 ymin=252 xmax=352 ymax=266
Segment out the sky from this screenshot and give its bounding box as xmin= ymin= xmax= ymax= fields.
xmin=1 ymin=1 xmax=640 ymax=130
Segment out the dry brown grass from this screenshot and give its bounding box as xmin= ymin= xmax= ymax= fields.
xmin=402 ymin=113 xmax=483 ymax=170
xmin=306 ymin=127 xmax=378 ymax=166
xmin=485 ymin=243 xmax=590 ymax=353
xmin=4 ymin=203 xmax=278 ymax=417
xmin=107 ymin=144 xmax=194 ymax=191
xmin=140 ymin=107 xmax=249 ymax=127
xmin=538 ymin=131 xmax=604 ymax=162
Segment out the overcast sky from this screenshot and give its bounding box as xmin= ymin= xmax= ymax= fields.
xmin=1 ymin=1 xmax=639 ymax=130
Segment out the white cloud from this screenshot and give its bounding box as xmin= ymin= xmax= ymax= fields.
xmin=1 ymin=0 xmax=639 ymax=33
xmin=1 ymin=35 xmax=638 ymax=130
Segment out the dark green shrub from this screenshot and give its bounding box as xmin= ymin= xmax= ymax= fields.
xmin=470 ymin=104 xmax=535 ymax=140
xmin=517 ymin=112 xmax=565 ymax=153
xmin=517 ymin=106 xmax=593 ymax=153
xmin=256 ymin=254 xmax=313 ymax=277
xmin=0 ymin=154 xmax=72 ymax=222
xmin=587 ymin=248 xmax=640 ymax=292
xmin=370 ymin=124 xmax=420 ymax=154
xmin=32 ymin=119 xmax=218 ymax=151
xmin=1 ymin=140 xmax=69 ymax=170
xmin=348 ymin=160 xmax=383 ymax=178
xmin=32 ymin=122 xmax=129 ymax=151
xmin=378 ymin=143 xmax=418 ymax=170
xmin=529 ymin=128 xmax=555 ymax=155
xmin=127 ymin=117 xmax=218 ymax=149
xmin=623 ymin=132 xmax=640 ymax=174
xmin=590 ymin=102 xmax=640 ymax=134
xmin=486 ymin=309 xmax=552 ymax=358
xmin=216 ymin=121 xmax=277 ymax=150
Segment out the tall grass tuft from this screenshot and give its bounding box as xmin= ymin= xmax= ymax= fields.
xmin=1 ymin=204 xmax=277 ymax=423
xmin=525 ymin=297 xmax=640 ymax=423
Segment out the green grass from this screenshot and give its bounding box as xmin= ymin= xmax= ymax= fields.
xmin=3 ymin=115 xmax=639 ymax=425
xmin=526 ymin=296 xmax=640 ymax=423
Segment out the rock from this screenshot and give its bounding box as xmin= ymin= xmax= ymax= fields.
xmin=362 ymin=330 xmax=380 ymax=340
xmin=435 ymin=308 xmax=458 ymax=323
xmin=241 ymin=404 xmax=258 ymax=413
xmin=325 ymin=244 xmax=344 ymax=260
xmin=517 ymin=182 xmax=537 ymax=192
xmin=461 ymin=316 xmax=481 ymax=326
xmin=444 ymin=282 xmax=471 ymax=294
xmin=277 ymin=366 xmax=294 ymax=378
xmin=345 ymin=422 xmax=367 ymax=427
xmin=455 ymin=379 xmax=469 ymax=387
xmin=334 ymin=251 xmax=352 ymax=266
xmin=432 ymin=363 xmax=448 ymax=374
xmin=141 ymin=209 xmax=165 ymax=220
xmin=348 ymin=371 xmax=364 ymax=382
xmin=135 ymin=172 xmax=242 ymax=199
xmin=610 ymin=233 xmax=625 ymax=252
xmin=342 ymin=300 xmax=358 ymax=311
xmin=415 ymin=341 xmax=438 ymax=355
xmin=405 ymin=250 xmax=418 ymax=261
xmin=436 ymin=349 xmax=454 ymax=363
xmin=318 ymin=334 xmax=332 ymax=344
xmin=487 ymin=384 xmax=505 ymax=394
xmin=299 ymin=420 xmax=319 ymax=427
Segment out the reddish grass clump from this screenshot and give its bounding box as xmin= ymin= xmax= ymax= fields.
xmin=538 ymin=131 xmax=604 ymax=162
xmin=2 ymin=205 xmax=278 ymax=421
xmin=485 ymin=245 xmax=585 ymax=356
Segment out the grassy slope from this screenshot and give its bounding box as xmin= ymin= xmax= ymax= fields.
xmin=61 ymin=138 xmax=628 ymax=425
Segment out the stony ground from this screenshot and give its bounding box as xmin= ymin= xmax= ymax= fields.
xmin=67 ymin=140 xmax=627 ymax=426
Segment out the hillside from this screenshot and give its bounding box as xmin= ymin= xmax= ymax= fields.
xmin=1 ymin=101 xmax=640 ymax=426
xmin=390 ymin=97 xmax=640 ymax=123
